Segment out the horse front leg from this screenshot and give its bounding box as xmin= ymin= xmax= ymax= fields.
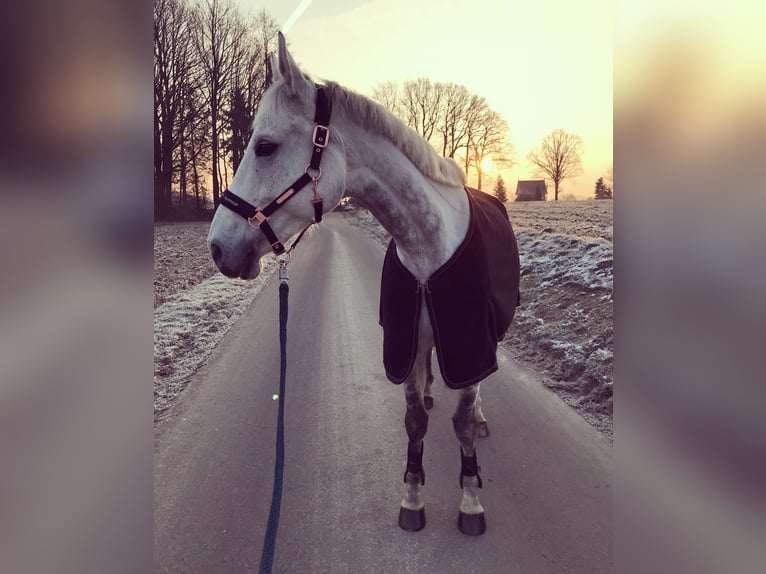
xmin=452 ymin=383 xmax=487 ymax=535
xmin=475 ymin=390 xmax=490 ymax=438
xmin=398 ymin=351 xmax=429 ymax=531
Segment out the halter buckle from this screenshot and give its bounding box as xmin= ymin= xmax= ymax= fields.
xmin=247 ymin=209 xmax=269 ymax=229
xmin=312 ymin=125 xmax=330 ymax=148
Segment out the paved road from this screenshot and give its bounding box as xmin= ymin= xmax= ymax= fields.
xmin=154 ymin=215 xmax=612 ymax=574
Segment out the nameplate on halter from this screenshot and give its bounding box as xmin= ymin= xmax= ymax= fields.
xmin=312 ymin=125 xmax=329 ymax=148
xmin=276 ymin=189 xmax=295 ymax=204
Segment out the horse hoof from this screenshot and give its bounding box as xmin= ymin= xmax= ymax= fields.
xmin=458 ymin=512 xmax=486 ymax=536
xmin=424 ymin=396 xmax=434 ymax=410
xmin=398 ymin=507 xmax=426 ymax=531
xmin=478 ymin=421 xmax=490 ymax=438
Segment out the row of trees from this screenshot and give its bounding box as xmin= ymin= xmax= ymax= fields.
xmin=371 ymin=81 xmax=592 ymax=201
xmin=371 ymin=79 xmax=514 ymax=190
xmin=155 ymin=0 xmax=592 ymax=216
xmin=154 ymin=0 xmax=278 ymax=219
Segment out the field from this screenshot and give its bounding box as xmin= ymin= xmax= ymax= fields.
xmin=154 ymin=199 xmax=613 ymax=435
xmin=503 ymin=200 xmax=613 ymax=435
xmin=153 ymin=222 xmax=217 ymax=308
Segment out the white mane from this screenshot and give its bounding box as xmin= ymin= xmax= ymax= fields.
xmin=323 ymin=81 xmax=466 ymax=187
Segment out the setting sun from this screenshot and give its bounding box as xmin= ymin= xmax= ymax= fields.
xmin=282 ymin=0 xmax=613 ymax=198
xmin=481 ymin=157 xmax=494 ymax=172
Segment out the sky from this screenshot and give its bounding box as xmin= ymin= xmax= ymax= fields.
xmin=240 ymin=0 xmax=613 ymax=199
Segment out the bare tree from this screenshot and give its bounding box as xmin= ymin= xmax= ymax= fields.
xmin=371 ymin=81 xmax=403 ymax=118
xmin=191 ymin=0 xmax=248 ymax=208
xmin=186 ymin=103 xmax=211 ymax=212
xmin=401 ymin=77 xmax=442 ymax=142
xmin=251 ymin=9 xmax=279 ymax=110
xmin=225 ymin=10 xmax=278 ymax=173
xmin=370 ymin=78 xmax=514 ymax=189
xmin=437 ymin=83 xmax=472 ymax=158
xmin=174 ymin=34 xmax=209 ymax=215
xmin=526 ymin=128 xmax=584 ymax=201
xmin=154 ymin=0 xmax=197 ymax=217
xmin=470 ymin=108 xmax=513 ymax=191
xmin=458 ymin=94 xmax=488 ymax=176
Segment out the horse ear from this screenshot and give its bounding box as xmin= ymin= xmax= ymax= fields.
xmin=268 ymin=51 xmax=280 ymax=84
xmin=277 ymin=31 xmax=311 ymax=99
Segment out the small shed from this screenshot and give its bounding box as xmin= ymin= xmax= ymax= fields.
xmin=515 ymin=180 xmax=547 ymax=201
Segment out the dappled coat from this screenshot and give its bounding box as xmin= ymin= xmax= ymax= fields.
xmin=379 ymin=187 xmax=520 ymax=389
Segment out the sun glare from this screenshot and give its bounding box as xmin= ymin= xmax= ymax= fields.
xmin=481 ymin=157 xmax=494 ymax=172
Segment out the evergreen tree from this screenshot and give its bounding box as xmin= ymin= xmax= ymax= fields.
xmin=594 ymin=176 xmax=613 ymax=199
xmin=494 ymin=174 xmax=508 ymax=203
xmin=224 ymin=86 xmax=251 ymax=173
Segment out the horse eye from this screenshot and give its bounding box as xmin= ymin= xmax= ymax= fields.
xmin=255 ymin=141 xmax=278 ymax=157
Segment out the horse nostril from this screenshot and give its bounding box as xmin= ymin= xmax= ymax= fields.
xmin=210 ymin=242 xmax=222 ymax=265
xmin=210 ymin=242 xmax=240 ymax=277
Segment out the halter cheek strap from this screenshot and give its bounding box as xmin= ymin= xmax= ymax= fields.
xmin=218 ymin=84 xmax=332 ymax=256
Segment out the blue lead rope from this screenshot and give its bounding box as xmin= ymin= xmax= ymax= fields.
xmin=258 ymin=265 xmax=290 ymax=574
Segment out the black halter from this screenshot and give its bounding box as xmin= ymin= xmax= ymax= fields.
xmin=217 ymin=85 xmax=332 ymax=256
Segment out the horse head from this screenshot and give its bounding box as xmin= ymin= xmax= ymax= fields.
xmin=208 ymin=32 xmax=347 ymax=279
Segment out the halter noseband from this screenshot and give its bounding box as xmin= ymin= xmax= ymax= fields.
xmin=217 ymin=85 xmax=332 ymax=256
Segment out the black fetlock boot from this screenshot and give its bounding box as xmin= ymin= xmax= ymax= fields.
xmin=398 ymin=444 xmax=426 ymax=531
xmin=457 ymin=448 xmax=486 ymax=536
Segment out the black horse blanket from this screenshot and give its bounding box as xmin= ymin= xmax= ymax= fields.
xmin=379 ymin=186 xmax=520 ymax=389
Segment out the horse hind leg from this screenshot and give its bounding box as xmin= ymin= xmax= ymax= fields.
xmin=452 ymin=383 xmax=487 ymax=535
xmin=399 ymin=364 xmax=429 ymax=531
xmin=423 ymin=347 xmax=435 ymax=411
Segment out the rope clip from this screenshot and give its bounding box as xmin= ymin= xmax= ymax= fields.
xmin=278 ymin=256 xmax=290 ymax=284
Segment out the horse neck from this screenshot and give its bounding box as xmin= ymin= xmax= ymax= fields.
xmin=337 ymin=118 xmax=469 ymax=281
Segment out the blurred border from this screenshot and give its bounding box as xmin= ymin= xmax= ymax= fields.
xmin=1 ymin=0 xmax=765 ymax=572
xmin=0 ymin=1 xmax=153 ymax=573
xmin=616 ymin=0 xmax=766 ymax=572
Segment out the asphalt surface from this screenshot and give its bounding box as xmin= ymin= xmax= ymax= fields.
xmin=154 ymin=215 xmax=612 ymax=573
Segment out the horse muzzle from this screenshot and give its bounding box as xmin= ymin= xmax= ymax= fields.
xmin=209 ymin=241 xmax=260 ymax=280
